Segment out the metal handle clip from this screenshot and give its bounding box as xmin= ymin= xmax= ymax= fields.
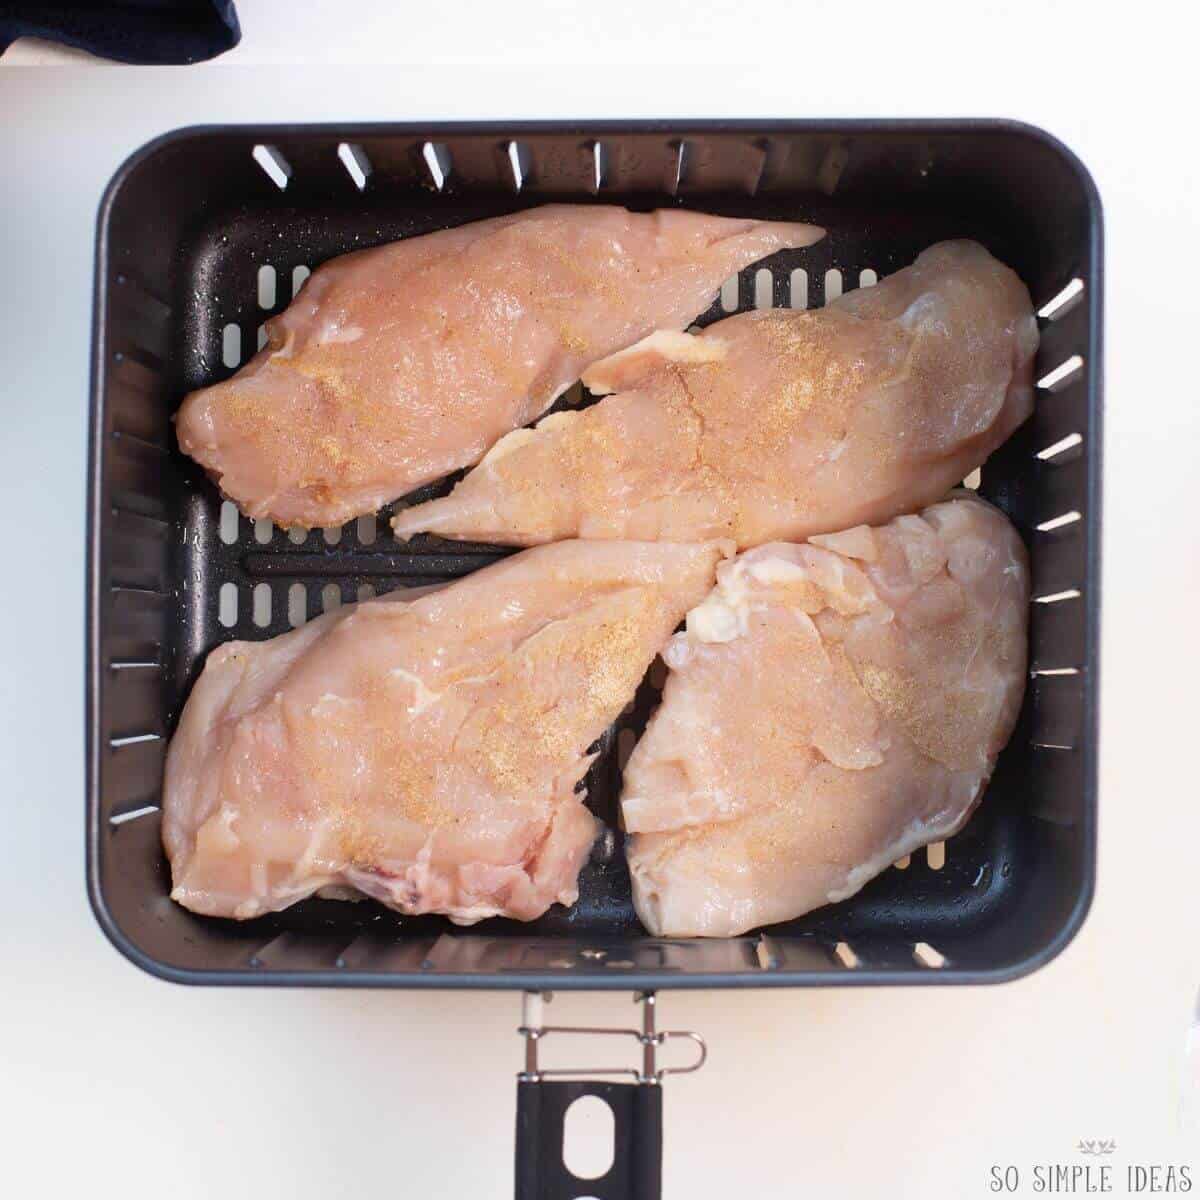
xmin=518 ymin=991 xmax=707 ymax=1085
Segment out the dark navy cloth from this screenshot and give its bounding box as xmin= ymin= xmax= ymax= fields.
xmin=0 ymin=1 xmax=241 ymax=64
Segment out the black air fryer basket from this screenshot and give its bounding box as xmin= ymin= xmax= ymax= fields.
xmin=87 ymin=121 xmax=1101 ymax=1199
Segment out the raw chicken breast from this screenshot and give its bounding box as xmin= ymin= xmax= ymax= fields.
xmin=393 ymin=240 xmax=1037 ymax=549
xmin=176 ymin=206 xmax=823 ymax=528
xmin=163 ymin=539 xmax=724 ymax=923
xmin=622 ymin=496 xmax=1028 ymax=937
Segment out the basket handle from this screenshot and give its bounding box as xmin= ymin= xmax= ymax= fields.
xmin=516 ymin=1078 xmax=663 ymax=1200
xmin=513 ymin=992 xmax=705 ymax=1200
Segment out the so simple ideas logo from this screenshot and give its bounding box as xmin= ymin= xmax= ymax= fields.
xmin=990 ymin=1143 xmax=1193 ymax=1195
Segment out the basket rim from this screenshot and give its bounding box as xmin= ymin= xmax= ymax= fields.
xmin=86 ymin=117 xmax=1102 ymax=990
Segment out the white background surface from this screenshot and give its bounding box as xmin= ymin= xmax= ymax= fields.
xmin=2 ymin=5 xmax=1198 ymax=1196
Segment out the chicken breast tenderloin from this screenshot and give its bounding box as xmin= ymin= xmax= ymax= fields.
xmin=393 ymin=240 xmax=1037 ymax=549
xmin=622 ymin=496 xmax=1028 ymax=938
xmin=176 ymin=206 xmax=823 ymax=528
xmin=164 ymin=539 xmax=725 ymax=922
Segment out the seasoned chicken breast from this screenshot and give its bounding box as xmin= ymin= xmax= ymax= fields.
xmin=176 ymin=206 xmax=823 ymax=528
xmin=163 ymin=540 xmax=725 ymax=923
xmin=393 ymin=241 xmax=1037 ymax=549
xmin=622 ymin=496 xmax=1028 ymax=937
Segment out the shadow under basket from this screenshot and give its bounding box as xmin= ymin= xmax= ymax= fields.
xmin=86 ymin=120 xmax=1102 ymax=990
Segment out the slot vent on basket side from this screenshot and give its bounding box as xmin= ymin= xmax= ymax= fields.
xmin=111 ymin=581 xmax=165 ymax=598
xmin=746 ymin=139 xmax=770 ymax=195
xmin=111 ymin=274 xmax=171 ymax=361
xmin=109 ymin=352 xmax=168 ymax=443
xmin=834 ymin=942 xmax=860 ymax=969
xmin=1028 ymin=744 xmax=1084 ymax=826
xmin=110 ymin=438 xmax=168 ymax=518
xmin=111 ymin=345 xmax=165 ymax=376
xmin=913 ymin=942 xmax=946 ymax=969
xmin=336 ymin=932 xmax=437 ymax=972
xmin=507 ymin=141 xmax=532 ymax=193
xmin=252 ymin=144 xmax=291 ymax=190
xmin=422 ymin=142 xmax=451 ymax=192
xmin=1037 ymin=355 xmax=1084 ymax=392
xmin=109 ymin=802 xmax=160 ymax=827
xmin=926 ymin=842 xmax=946 ymax=870
xmin=249 ymin=936 xmax=284 ymax=968
xmin=110 ymin=731 xmax=162 ymax=749
xmin=859 ymin=268 xmax=878 ymax=288
xmin=219 ymin=501 xmax=239 ymax=545
xmin=109 ymin=657 xmax=160 ymax=671
xmin=894 ymin=855 xmax=910 ymax=870
xmin=755 ymin=935 xmax=781 ymax=970
xmin=590 ymin=141 xmax=609 ymax=193
xmin=1031 ymin=671 xmax=1083 ymax=750
xmin=291 ymin=265 xmax=310 ymax=297
xmin=112 ymin=272 xmax=170 ymax=319
xmin=1036 ymin=432 xmax=1083 ymax=462
xmin=1038 ymin=278 xmax=1085 ymax=322
xmin=249 ymin=932 xmax=347 ymax=971
xmin=356 ymin=513 xmax=377 ymax=545
xmin=824 ymin=267 xmax=843 ymax=302
xmin=111 ymin=428 xmax=169 ymax=456
xmin=254 ymin=518 xmax=274 ymax=545
xmin=1031 ymin=586 xmax=1084 ymax=673
xmin=337 ymin=142 xmax=372 ymax=191
xmin=668 ymin=139 xmax=687 ymax=195
xmin=102 ymin=734 xmax=166 ymax=814
xmin=112 ymin=506 xmax=170 ymax=530
xmin=1037 ymin=510 xmax=1082 ymax=533
xmin=322 ymin=583 xmax=342 ymax=613
xmin=962 ymin=467 xmax=982 ymax=490
xmin=1034 ymin=588 xmax=1081 ymax=605
xmin=817 ymin=140 xmax=849 ymax=194
xmin=110 ymin=508 xmax=170 ymax=593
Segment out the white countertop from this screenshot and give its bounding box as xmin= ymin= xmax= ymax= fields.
xmin=2 ymin=12 xmax=1198 ymax=1196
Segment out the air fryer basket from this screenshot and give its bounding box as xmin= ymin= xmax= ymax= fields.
xmin=87 ymin=121 xmax=1101 ymax=991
